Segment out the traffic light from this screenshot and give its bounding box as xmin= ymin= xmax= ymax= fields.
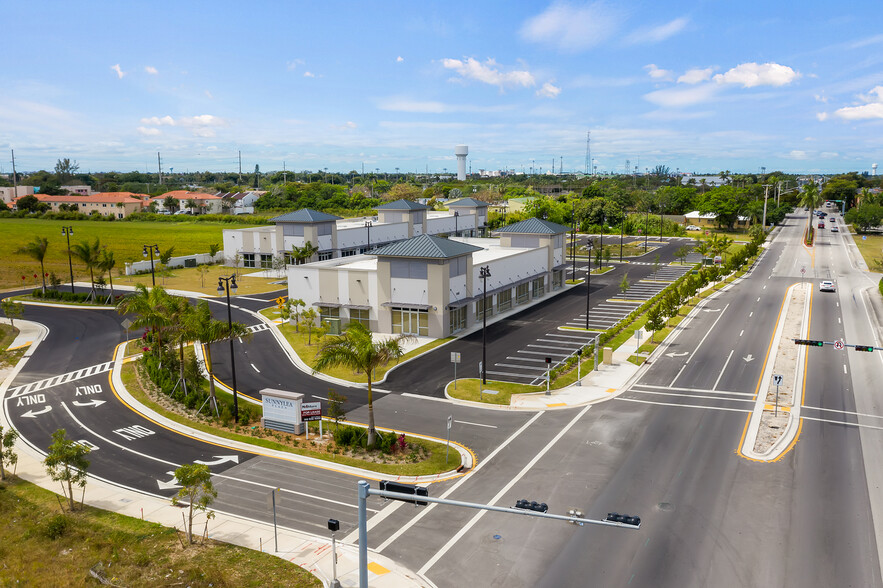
xmin=606 ymin=512 xmax=642 ymax=527
xmin=794 ymin=339 xmax=824 ymax=347
xmin=514 ymin=499 xmax=548 ymax=513
xmin=379 ymin=480 xmax=428 ymax=506
xmin=854 ymin=345 xmax=875 ymax=352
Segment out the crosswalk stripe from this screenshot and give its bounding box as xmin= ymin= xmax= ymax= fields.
xmin=8 ymin=361 xmax=115 ymax=397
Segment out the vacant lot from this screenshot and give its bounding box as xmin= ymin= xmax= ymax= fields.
xmin=1 ymin=219 xmax=259 ymax=291
xmin=852 ymin=231 xmax=883 ymax=272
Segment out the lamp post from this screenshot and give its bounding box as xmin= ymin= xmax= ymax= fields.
xmin=62 ymin=226 xmax=75 ymax=293
xmin=479 ymin=265 xmax=491 ymax=385
xmin=599 ymin=213 xmax=604 ymax=270
xmin=142 ymin=244 xmax=160 ymax=287
xmin=454 ymin=211 xmax=459 ymax=237
xmin=659 ymin=204 xmax=665 ymax=242
xmin=217 ymin=275 xmax=240 ymax=423
xmin=585 ymin=242 xmax=592 ymax=331
xmin=571 ymin=201 xmax=577 ymax=282
xmin=644 ymin=205 xmax=650 ymax=253
xmin=364 ymin=221 xmax=372 ymax=252
xmin=619 ymin=207 xmax=624 ymax=263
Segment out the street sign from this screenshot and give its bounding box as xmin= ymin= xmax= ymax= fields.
xmin=586 ymin=241 xmax=594 ymax=250
xmin=634 ymin=330 xmax=643 ymax=339
xmin=450 ymin=352 xmax=461 ymax=364
xmin=447 ymin=415 xmax=453 ymax=431
xmin=301 ymin=402 xmax=322 ymax=421
xmin=800 ymin=267 xmax=805 ymax=276
xmin=834 ymin=339 xmax=845 ymax=351
xmin=772 ymin=374 xmax=784 ymax=386
xmin=121 ymin=318 xmax=133 ymax=330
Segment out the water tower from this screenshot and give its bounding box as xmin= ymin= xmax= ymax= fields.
xmin=455 ymin=145 xmax=468 ymax=181
xmin=873 ymin=163 xmax=878 ymax=176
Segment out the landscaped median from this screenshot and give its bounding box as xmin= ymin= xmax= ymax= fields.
xmin=117 ymin=344 xmax=468 ymax=479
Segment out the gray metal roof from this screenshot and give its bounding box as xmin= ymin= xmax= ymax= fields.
xmin=372 ymin=234 xmax=483 ymax=259
xmin=494 ymin=217 xmax=570 ymax=235
xmin=375 ymin=199 xmax=430 ymax=211
xmin=271 ymin=209 xmax=342 ymax=223
xmin=447 ymin=197 xmax=491 ymax=208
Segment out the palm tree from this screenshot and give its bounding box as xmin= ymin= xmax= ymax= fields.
xmin=167 ymin=295 xmax=196 ymax=394
xmin=116 ymin=284 xmax=172 ymax=353
xmin=291 ymin=241 xmax=320 ymax=265
xmin=189 ymin=300 xmax=251 ymax=415
xmin=15 ymin=236 xmax=49 ymax=293
xmin=97 ymin=248 xmax=117 ymax=303
xmin=799 ymin=182 xmax=823 ymax=235
xmin=70 ymin=238 xmax=101 ymax=300
xmin=186 ymin=198 xmax=198 ymax=214
xmin=312 ymin=323 xmax=414 ymax=448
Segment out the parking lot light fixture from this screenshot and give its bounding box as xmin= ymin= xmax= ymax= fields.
xmin=218 ymin=274 xmax=240 ymax=423
xmin=480 ymin=265 xmax=491 ymax=385
xmin=142 ymin=243 xmax=161 ymax=287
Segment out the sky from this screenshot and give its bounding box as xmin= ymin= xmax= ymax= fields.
xmin=3 ymin=0 xmax=883 ymax=176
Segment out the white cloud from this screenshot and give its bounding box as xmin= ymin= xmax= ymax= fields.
xmin=678 ymin=68 xmax=713 ymax=84
xmin=396 ymin=56 xmax=404 ymax=62
xmin=814 ymin=94 xmax=829 ymax=103
xmin=520 ymin=1 xmax=625 ymax=52
xmin=303 ymin=71 xmax=315 ymax=78
xmin=644 ymin=84 xmax=717 ymax=107
xmin=377 ymin=97 xmax=514 ymax=114
xmin=441 ymin=57 xmax=535 ymax=89
xmin=833 ymin=86 xmax=883 ymax=120
xmin=287 ymin=59 xmax=305 ymax=71
xmin=644 ymin=64 xmax=673 ymax=80
xmin=110 ymin=64 xmax=126 ymax=79
xmin=332 ymin=121 xmax=358 ymax=130
xmin=626 ymin=17 xmax=689 ymax=45
xmin=816 ymin=112 xmax=830 ymax=121
xmin=138 ymin=114 xmax=226 ymax=137
xmin=137 ymin=126 xmax=161 ymax=136
xmin=140 ymin=115 xmax=176 ymax=126
xmin=205 ymin=90 xmax=214 ymax=99
xmin=787 ymin=150 xmax=808 ymax=160
xmin=145 ymin=66 xmax=158 ymax=75
xmin=713 ymin=62 xmax=800 ymax=88
xmin=820 ymin=151 xmax=839 ymax=158
xmin=537 ymin=82 xmax=561 ymax=98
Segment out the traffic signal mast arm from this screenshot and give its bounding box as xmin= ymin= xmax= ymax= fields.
xmin=793 ymin=339 xmax=878 ymax=351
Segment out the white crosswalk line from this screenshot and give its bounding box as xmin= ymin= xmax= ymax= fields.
xmin=8 ymin=361 xmax=115 ymax=397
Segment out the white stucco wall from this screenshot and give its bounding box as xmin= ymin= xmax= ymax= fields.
xmin=390 ymin=277 xmax=430 ymax=305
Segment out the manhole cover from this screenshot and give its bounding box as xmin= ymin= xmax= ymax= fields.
xmin=657 ymin=502 xmax=674 ymax=512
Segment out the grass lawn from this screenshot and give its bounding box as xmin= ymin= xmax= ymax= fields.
xmin=259 ymin=309 xmax=453 ymax=383
xmin=121 ymin=264 xmax=286 ymax=296
xmin=693 ymin=228 xmax=753 ymax=242
xmin=852 ymin=232 xmax=883 ymax=272
xmin=0 ymin=323 xmax=26 ymax=368
xmin=122 ymin=361 xmax=460 ymax=476
xmin=1 ymin=218 xmax=261 ymax=291
xmin=0 ymin=476 xmax=319 ymax=587
xmin=446 ymin=378 xmax=544 ymax=405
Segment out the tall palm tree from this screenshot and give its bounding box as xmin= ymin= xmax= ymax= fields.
xmin=116 ymin=284 xmax=172 ymax=353
xmin=312 ymin=323 xmax=413 ymax=448
xmin=15 ymin=236 xmax=49 ymax=293
xmin=799 ymin=182 xmax=823 ymax=234
xmin=291 ymin=241 xmax=320 ymax=265
xmin=186 ymin=198 xmax=198 ymax=214
xmin=70 ymin=238 xmax=101 ymax=300
xmin=167 ymin=295 xmax=196 ymax=394
xmin=98 ymin=248 xmax=117 ymax=303
xmin=189 ymin=300 xmax=251 ymax=415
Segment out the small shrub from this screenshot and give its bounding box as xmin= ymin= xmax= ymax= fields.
xmin=43 ymin=514 xmax=70 ymax=539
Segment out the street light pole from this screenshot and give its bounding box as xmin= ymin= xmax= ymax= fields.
xmin=454 ymin=211 xmax=459 ymax=237
xmin=142 ymin=244 xmax=160 ymax=287
xmin=480 ymin=265 xmax=491 ymax=385
xmin=659 ymin=204 xmax=665 ymax=242
xmin=62 ymin=226 xmax=75 ymax=293
xmin=571 ymin=201 xmax=577 ymax=282
xmin=364 ymin=221 xmax=372 ymax=251
xmin=217 ymin=275 xmax=239 ymax=423
xmin=619 ymin=207 xmax=624 ymax=263
xmin=644 ymin=205 xmax=649 ymax=252
xmin=585 ymin=243 xmax=592 ymax=331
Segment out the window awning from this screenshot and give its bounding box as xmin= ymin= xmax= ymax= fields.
xmin=343 ymin=304 xmax=372 ymax=310
xmin=312 ymin=302 xmax=341 ymax=308
xmin=381 ymin=302 xmax=433 ymax=310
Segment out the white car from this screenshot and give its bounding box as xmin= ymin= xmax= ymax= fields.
xmin=819 ymin=280 xmax=836 ymax=292
xmin=686 ymin=225 xmax=701 ymax=231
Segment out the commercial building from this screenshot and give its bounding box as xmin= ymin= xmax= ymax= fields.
xmin=222 ymin=198 xmax=490 ymax=269
xmin=0 ymin=186 xmax=35 ymax=204
xmin=287 ymin=216 xmax=569 ymax=338
xmin=11 ymin=192 xmax=146 ymax=218
xmin=149 ymin=190 xmax=223 ymax=214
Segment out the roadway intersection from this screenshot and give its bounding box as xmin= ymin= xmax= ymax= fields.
xmin=3 ymin=217 xmax=883 ymax=587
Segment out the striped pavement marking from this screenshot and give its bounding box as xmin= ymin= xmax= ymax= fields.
xmin=8 ymin=362 xmax=114 ymax=398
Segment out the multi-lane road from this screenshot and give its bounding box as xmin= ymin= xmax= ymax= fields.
xmin=3 ymin=215 xmax=883 ymax=587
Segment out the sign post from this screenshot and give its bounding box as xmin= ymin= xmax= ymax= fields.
xmin=633 ymin=330 xmax=643 ymax=363
xmin=445 ymin=415 xmax=453 ymax=464
xmin=266 ymin=488 xmax=280 ymax=552
xmin=451 ymin=352 xmax=461 ymax=390
xmin=301 ymin=401 xmax=321 ymax=440
xmin=772 ymin=374 xmax=783 ymax=417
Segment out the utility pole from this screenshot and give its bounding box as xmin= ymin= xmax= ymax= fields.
xmin=762 ymin=184 xmax=771 ymax=229
xmin=283 ymin=161 xmax=287 ymax=184
xmin=238 ymin=151 xmax=242 ymax=188
xmin=157 ymin=152 xmax=163 ymax=185
xmin=585 ymin=131 xmax=591 ymax=175
xmin=11 ymin=149 xmax=17 ymax=191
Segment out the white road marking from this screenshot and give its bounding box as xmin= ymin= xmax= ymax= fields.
xmin=634 ymin=383 xmax=754 ymax=397
xmin=670 ymin=303 xmax=730 ymax=387
xmin=739 ymin=330 xmax=744 ymax=337
xmin=615 ymin=397 xmax=752 ymax=413
xmin=401 ymin=393 xmax=452 ymax=403
xmin=374 ymin=411 xmax=546 ymax=551
xmin=8 ymin=361 xmax=114 ymax=397
xmin=250 ymin=363 xmax=261 ymax=373
xmin=844 ymin=365 xmax=848 ymax=374
xmin=757 ymin=297 xmax=761 ymax=302
xmin=800 ymin=415 xmax=883 ymax=432
xmin=627 ymin=388 xmax=754 ymax=404
xmin=749 ymin=312 xmax=753 ymax=318
xmin=416 ymin=405 xmax=591 ymax=576
xmin=454 ymin=420 xmax=498 ymax=429
xmin=713 ymin=350 xmax=735 ymax=391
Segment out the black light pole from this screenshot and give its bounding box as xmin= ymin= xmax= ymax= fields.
xmin=142 ymin=244 xmax=160 ymax=287
xmin=480 ymin=265 xmax=491 ymax=385
xmin=217 ymin=275 xmax=239 ymax=423
xmin=364 ymin=221 xmax=372 ymax=251
xmin=619 ymin=208 xmax=624 ymax=262
xmin=599 ymin=214 xmax=604 ymax=269
xmin=454 ymin=211 xmax=459 ymax=237
xmin=62 ymin=226 xmax=75 ymax=293
xmin=585 ymin=244 xmax=592 ymax=331
xmin=571 ymin=201 xmax=576 ymax=282
xmin=644 ymin=206 xmax=650 ymax=252
xmin=659 ymin=204 xmax=665 ymax=241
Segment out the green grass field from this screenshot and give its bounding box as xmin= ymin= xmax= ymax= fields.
xmin=851 ymin=232 xmax=883 ymax=272
xmin=1 ymin=218 xmax=259 ymax=291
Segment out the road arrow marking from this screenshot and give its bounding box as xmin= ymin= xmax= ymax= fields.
xmin=21 ymin=406 xmax=52 ymax=418
xmin=743 ymin=354 xmax=755 ymax=363
xmin=702 ymin=308 xmax=722 ymax=313
xmin=72 ymin=399 xmax=106 ymax=408
xmin=666 ymin=352 xmax=689 ymax=358
xmin=157 ymin=472 xmax=181 ymax=490
xmin=194 ymin=455 xmax=240 ymax=466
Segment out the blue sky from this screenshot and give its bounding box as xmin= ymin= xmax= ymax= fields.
xmin=3 ymin=0 xmax=883 ymax=175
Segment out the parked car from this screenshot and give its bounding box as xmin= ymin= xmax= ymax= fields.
xmin=819 ymin=280 xmax=836 ymax=292
xmin=686 ymin=225 xmax=701 ymax=231
xmin=831 ymin=225 xmax=839 ymax=232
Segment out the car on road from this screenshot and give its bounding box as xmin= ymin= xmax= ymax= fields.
xmin=686 ymin=225 xmax=701 ymax=231
xmin=832 ymin=225 xmax=839 ymax=232
xmin=819 ymin=221 xmax=825 ymax=228
xmin=819 ymin=280 xmax=836 ymax=292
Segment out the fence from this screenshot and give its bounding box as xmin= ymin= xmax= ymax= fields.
xmin=124 ymin=251 xmax=224 ymax=276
